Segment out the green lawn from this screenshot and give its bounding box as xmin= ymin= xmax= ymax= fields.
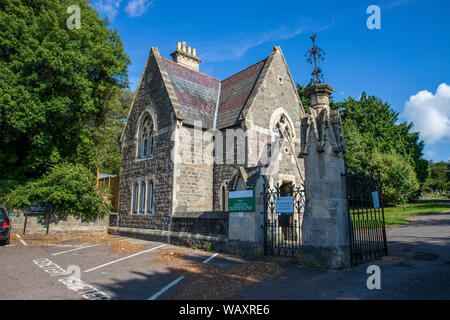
xmin=383 ymin=201 xmax=450 ymax=228
xmin=384 ymin=216 xmax=412 ymax=228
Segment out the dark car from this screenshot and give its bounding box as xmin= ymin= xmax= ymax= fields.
xmin=0 ymin=205 xmax=10 ymax=245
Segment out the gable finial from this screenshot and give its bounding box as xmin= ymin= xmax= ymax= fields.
xmin=305 ymin=33 xmax=326 ymax=84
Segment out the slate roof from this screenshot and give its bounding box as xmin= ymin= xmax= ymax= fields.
xmin=227 ymin=166 xmax=267 ymax=190
xmin=161 ymin=57 xmax=220 ymax=128
xmin=217 ymin=58 xmax=267 ymax=129
xmin=160 ymin=56 xmax=267 ymax=129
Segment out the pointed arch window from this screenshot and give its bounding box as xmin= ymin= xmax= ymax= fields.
xmin=139 ymin=115 xmax=154 ymax=159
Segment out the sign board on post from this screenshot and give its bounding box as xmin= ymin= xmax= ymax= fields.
xmin=275 ymin=196 xmax=294 ymax=214
xmin=372 ymin=191 xmax=380 ymax=209
xmin=228 ymin=190 xmax=255 ymax=212
xmin=23 ymin=203 xmax=53 ymax=235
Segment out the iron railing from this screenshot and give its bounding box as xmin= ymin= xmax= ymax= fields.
xmin=345 ymin=169 xmax=388 ymax=266
xmin=263 ymin=183 xmax=305 ymax=256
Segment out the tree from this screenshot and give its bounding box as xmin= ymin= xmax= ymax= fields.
xmin=423 ymin=161 xmax=449 ymax=193
xmin=0 ymin=0 xmax=130 ymax=181
xmin=297 ymin=85 xmax=429 ymax=200
xmin=2 ymin=162 xmax=110 ymax=220
xmin=94 ymin=89 xmax=134 ymax=175
xmin=296 ymin=84 xmax=311 ymax=113
xmin=369 ymin=151 xmax=420 ymax=206
xmin=331 ymin=93 xmax=428 ymax=186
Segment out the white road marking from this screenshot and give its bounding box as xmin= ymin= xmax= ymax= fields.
xmin=202 ymin=253 xmax=219 ymax=264
xmin=40 ymin=244 xmax=85 ymax=248
xmin=84 ymin=244 xmax=166 ymax=273
xmin=16 ymin=234 xmax=27 ymax=246
xmin=148 ymin=276 xmax=185 ymax=300
xmin=33 ymin=258 xmax=111 ymax=300
xmin=148 ymin=252 xmax=219 ymax=300
xmin=52 ymin=243 xmax=102 ymax=256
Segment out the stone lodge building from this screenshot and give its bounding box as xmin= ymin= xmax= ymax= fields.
xmin=117 ymin=41 xmax=307 ymax=236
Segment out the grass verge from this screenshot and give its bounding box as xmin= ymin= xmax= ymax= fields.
xmin=383 ymin=201 xmax=450 ymax=228
xmin=384 ymin=202 xmax=450 ymax=217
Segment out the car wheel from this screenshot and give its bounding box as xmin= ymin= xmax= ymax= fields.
xmin=6 ymin=237 xmax=10 ymax=245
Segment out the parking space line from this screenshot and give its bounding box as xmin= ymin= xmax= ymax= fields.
xmin=52 ymin=243 xmax=102 ymax=256
xmin=148 ymin=252 xmax=219 ymax=300
xmin=202 ymin=253 xmax=218 ymax=264
xmin=148 ymin=276 xmax=185 ymax=300
xmin=16 ymin=234 xmax=27 ymax=246
xmin=84 ymin=244 xmax=166 ymax=273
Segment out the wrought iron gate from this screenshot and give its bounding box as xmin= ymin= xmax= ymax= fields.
xmin=345 ymin=169 xmax=388 ymax=266
xmin=263 ymin=183 xmax=305 ymax=256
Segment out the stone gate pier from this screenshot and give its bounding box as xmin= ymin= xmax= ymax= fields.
xmin=297 ymin=83 xmax=350 ymax=268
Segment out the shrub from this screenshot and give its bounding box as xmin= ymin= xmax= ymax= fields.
xmin=1 ymin=163 xmax=110 ymax=220
xmin=369 ymin=151 xmax=420 ymax=206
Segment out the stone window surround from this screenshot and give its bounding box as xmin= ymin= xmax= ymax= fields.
xmin=135 ymin=107 xmax=158 ymax=162
xmin=269 ymin=107 xmax=296 ymax=140
xmin=130 ymin=177 xmax=156 ymax=215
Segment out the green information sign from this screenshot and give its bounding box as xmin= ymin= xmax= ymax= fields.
xmin=228 ymin=190 xmax=255 ymax=212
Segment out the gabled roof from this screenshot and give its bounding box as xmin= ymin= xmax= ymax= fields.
xmin=159 ymin=51 xmax=269 ymax=129
xmin=227 ymin=166 xmax=267 ymax=190
xmin=128 ymin=46 xmax=294 ymax=133
xmin=216 ymin=58 xmax=267 ymax=128
xmin=161 ymin=57 xmax=221 ymax=128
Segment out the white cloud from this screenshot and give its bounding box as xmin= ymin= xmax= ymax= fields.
xmin=402 ymin=83 xmax=450 ymax=144
xmin=125 ymin=0 xmax=153 ymax=17
xmin=92 ymin=0 xmax=122 ymax=21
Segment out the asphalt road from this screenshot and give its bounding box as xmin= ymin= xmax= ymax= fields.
xmin=0 ymin=235 xmax=224 ymax=300
xmin=1 ymin=212 xmax=449 ymax=300
xmin=234 ymin=212 xmax=450 ymax=299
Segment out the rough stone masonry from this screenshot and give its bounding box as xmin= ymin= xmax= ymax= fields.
xmin=114 ymin=41 xmax=349 ymax=266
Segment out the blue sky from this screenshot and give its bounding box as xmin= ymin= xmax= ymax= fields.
xmin=92 ymin=0 xmax=450 ymax=162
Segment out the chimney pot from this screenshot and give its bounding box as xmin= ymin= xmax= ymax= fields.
xmin=171 ymin=41 xmax=202 ymax=72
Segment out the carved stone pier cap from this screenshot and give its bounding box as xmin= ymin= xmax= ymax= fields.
xmin=305 ymin=83 xmax=333 ymax=110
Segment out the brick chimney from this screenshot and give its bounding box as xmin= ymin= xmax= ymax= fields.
xmin=170 ymin=42 xmax=202 ymax=72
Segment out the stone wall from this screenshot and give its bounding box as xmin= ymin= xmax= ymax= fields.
xmin=213 ymin=125 xmax=243 ymax=211
xmin=171 ymin=211 xmax=228 ymax=235
xmin=10 ymin=212 xmax=108 ymax=234
xmin=244 ymin=47 xmax=305 ymax=189
xmin=172 ymin=125 xmax=214 ymax=213
xmin=118 ymin=49 xmax=176 ymax=231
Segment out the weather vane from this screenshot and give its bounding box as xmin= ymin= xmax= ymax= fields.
xmin=305 ymin=33 xmax=326 ymax=84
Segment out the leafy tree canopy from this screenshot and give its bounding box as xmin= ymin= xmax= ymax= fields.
xmin=423 ymin=161 xmax=450 ymax=193
xmin=2 ymin=162 xmax=110 ymax=219
xmin=0 ymin=0 xmax=130 ymax=181
xmin=297 ymin=85 xmax=428 ymax=188
xmin=369 ymin=151 xmax=420 ymax=205
xmin=95 ymin=88 xmax=133 ymax=175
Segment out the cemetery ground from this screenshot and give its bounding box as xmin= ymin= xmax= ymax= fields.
xmin=0 ymin=200 xmax=449 ymax=300
xmin=383 ymin=199 xmax=450 ymax=227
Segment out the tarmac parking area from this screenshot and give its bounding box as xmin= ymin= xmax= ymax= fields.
xmin=0 ymin=233 xmax=281 ymax=300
